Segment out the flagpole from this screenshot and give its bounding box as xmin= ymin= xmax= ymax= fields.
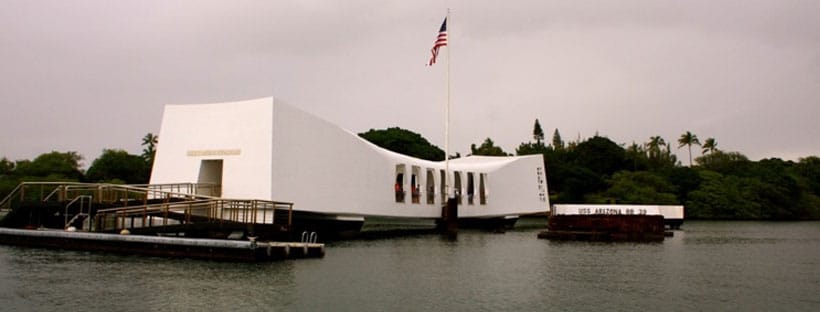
xmin=444 ymin=8 xmax=451 ymax=199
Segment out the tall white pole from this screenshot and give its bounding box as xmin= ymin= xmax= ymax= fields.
xmin=444 ymin=9 xmax=451 ymax=199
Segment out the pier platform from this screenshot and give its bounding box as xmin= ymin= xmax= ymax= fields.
xmin=538 ymin=214 xmax=669 ymax=242
xmin=0 ymin=227 xmax=324 ymax=262
xmin=0 ymin=182 xmax=329 ymax=261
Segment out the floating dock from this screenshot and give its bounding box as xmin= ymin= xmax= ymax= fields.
xmin=0 ymin=227 xmax=324 ymax=262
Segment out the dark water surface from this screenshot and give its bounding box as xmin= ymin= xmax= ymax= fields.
xmin=1 ymin=221 xmax=818 ymax=311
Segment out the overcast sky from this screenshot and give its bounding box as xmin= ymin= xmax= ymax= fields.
xmin=2 ymin=0 xmax=819 ymax=167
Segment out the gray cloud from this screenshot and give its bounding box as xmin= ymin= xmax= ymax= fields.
xmin=2 ymin=0 xmax=818 ymax=166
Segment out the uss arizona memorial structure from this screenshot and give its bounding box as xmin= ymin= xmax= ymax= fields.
xmin=149 ymin=97 xmax=549 ymax=230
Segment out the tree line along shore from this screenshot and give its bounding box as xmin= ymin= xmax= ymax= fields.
xmin=3 ymin=127 xmax=819 ymax=220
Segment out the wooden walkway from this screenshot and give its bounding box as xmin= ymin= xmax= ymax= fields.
xmin=0 ymin=182 xmax=294 ymax=240
xmin=0 ymin=182 xmax=324 ymax=261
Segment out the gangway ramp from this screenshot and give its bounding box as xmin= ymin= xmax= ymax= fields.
xmin=0 ymin=182 xmax=294 ymax=241
xmin=94 ymin=198 xmax=294 ymax=240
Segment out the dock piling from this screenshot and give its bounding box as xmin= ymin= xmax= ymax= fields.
xmin=438 ymin=198 xmax=458 ymax=236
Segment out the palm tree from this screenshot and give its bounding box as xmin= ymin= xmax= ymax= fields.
xmin=141 ymin=133 xmax=159 ymax=165
xmin=665 ymin=143 xmax=678 ymax=166
xmin=678 ymin=131 xmax=701 ymax=166
xmin=646 ymin=136 xmax=665 ymax=160
xmin=625 ymin=142 xmax=644 ymax=170
xmin=702 ymin=138 xmax=718 ymax=155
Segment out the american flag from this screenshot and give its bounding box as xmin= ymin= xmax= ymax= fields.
xmin=427 ymin=18 xmax=447 ymax=66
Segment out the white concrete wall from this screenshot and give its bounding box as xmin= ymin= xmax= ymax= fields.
xmin=150 ymin=97 xmax=550 ymax=219
xmin=454 ymin=155 xmax=549 ymax=217
xmin=270 ymin=100 xmax=396 ymax=215
xmin=552 ymin=204 xmax=664 ymax=216
xmin=150 ymin=97 xmax=273 ymax=199
xmin=269 ymin=101 xmax=549 ymax=218
xmin=657 ymin=205 xmax=685 ymax=219
xmin=552 ymin=204 xmax=684 ymax=220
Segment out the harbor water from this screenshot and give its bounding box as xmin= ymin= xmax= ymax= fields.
xmin=0 ymin=220 xmax=818 ymax=311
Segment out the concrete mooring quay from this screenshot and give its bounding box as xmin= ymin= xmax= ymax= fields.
xmin=538 ymin=214 xmax=671 ymax=242
xmin=0 ymin=228 xmax=324 ymax=262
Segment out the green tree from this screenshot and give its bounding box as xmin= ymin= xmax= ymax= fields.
xmin=142 ymin=133 xmax=159 ymax=167
xmin=573 ymin=136 xmax=626 ymax=176
xmin=664 ymin=143 xmax=679 ymax=168
xmin=507 ymin=123 xmax=820 ymax=220
xmin=86 ymin=149 xmax=150 ymax=184
xmin=597 ymin=171 xmax=678 ymax=204
xmin=747 ymin=158 xmax=801 ymax=219
xmin=14 ymin=151 xmax=84 ymax=181
xmin=470 ymin=138 xmax=510 ymax=156
xmin=678 ymin=131 xmax=701 ymax=166
xmin=685 ymin=159 xmax=804 ymax=220
xmin=624 ymin=142 xmax=649 ymax=171
xmin=792 ymin=158 xmax=820 ymax=219
xmin=646 ymin=136 xmax=665 ymax=160
xmin=516 ymin=142 xmax=549 ymax=156
xmin=552 ymin=129 xmax=564 ymax=150
xmin=0 ymin=157 xmax=13 ymax=176
xmin=359 ymin=127 xmax=445 ymax=161
xmin=533 ymin=119 xmax=544 ymax=145
xmin=702 ymin=137 xmax=718 ymax=155
xmin=664 ymin=166 xmax=702 ymax=204
xmin=695 ymin=151 xmax=750 ymax=176
xmin=796 ymin=156 xmax=820 ymax=196
xmin=553 ymin=163 xmax=606 ymax=203
xmin=686 ymin=170 xmax=762 ymax=219
xmin=0 ymin=157 xmax=18 ymax=200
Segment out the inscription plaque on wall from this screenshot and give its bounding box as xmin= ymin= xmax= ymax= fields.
xmin=536 ymin=166 xmax=547 ymax=202
xmin=186 ymin=149 xmax=241 ymax=157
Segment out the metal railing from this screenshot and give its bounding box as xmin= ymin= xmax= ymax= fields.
xmin=0 ymin=182 xmax=223 ymax=211
xmin=64 ymin=195 xmax=92 ymax=230
xmin=1 ymin=182 xmax=69 ymax=210
xmin=93 ymin=198 xmax=293 ymax=233
xmin=1 ymin=182 xmax=293 ymax=233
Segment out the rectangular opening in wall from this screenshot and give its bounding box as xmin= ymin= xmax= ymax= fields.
xmin=426 ymin=168 xmax=436 ymax=205
xmin=479 ymin=173 xmax=487 ymax=205
xmin=454 ymin=171 xmax=462 ymax=205
xmin=395 ymin=164 xmax=406 ymax=203
xmin=440 ymin=169 xmax=446 ymax=204
xmin=197 ymin=159 xmax=223 ymax=197
xmin=411 ymin=166 xmax=421 ymax=204
xmin=467 ymin=172 xmax=475 ymax=205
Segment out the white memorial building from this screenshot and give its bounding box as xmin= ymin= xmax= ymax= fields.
xmin=150 ymin=97 xmax=549 ymax=231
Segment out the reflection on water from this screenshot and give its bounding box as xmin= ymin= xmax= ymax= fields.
xmin=0 ymin=248 xmax=299 ymax=311
xmin=0 ymin=221 xmax=818 ymax=311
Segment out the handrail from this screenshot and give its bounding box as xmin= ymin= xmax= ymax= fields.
xmin=2 ymin=181 xmax=295 ymax=235
xmin=94 ymin=197 xmax=294 ymax=233
xmin=96 ymin=199 xmax=293 ymax=217
xmin=1 ymin=181 xmax=230 ymax=209
xmin=0 ymin=183 xmax=25 ymax=210
xmin=65 ymin=195 xmax=92 ymax=229
xmin=2 ymin=182 xmax=85 ymax=210
xmin=301 ymin=231 xmax=318 ymax=243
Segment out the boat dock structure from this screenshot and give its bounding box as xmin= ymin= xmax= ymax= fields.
xmin=0 ymin=227 xmax=324 ymax=262
xmin=0 ymin=182 xmax=324 ymax=261
xmin=538 ymin=204 xmax=683 ymax=242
